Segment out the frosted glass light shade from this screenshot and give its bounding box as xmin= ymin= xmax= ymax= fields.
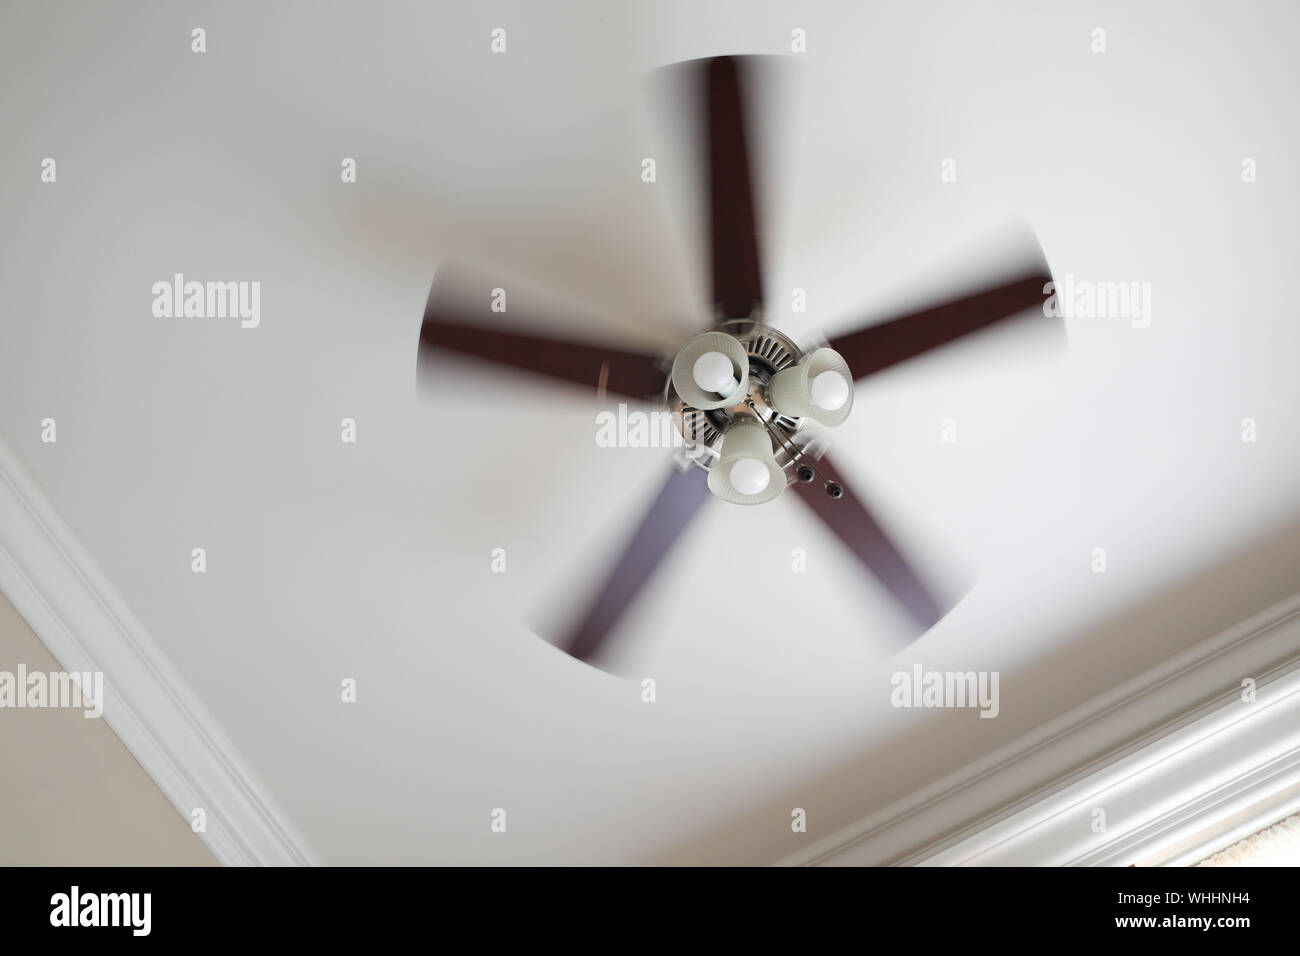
xmin=707 ymin=420 xmax=785 ymax=504
xmin=671 ymin=332 xmax=750 ymax=410
xmin=767 ymin=347 xmax=854 ymax=426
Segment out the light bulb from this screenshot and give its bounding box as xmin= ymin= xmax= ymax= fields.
xmin=809 ymin=370 xmax=849 ymax=411
xmin=730 ymin=457 xmax=771 ymax=495
xmin=693 ymin=351 xmax=738 ymax=398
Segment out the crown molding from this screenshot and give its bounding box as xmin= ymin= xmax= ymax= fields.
xmin=0 ymin=437 xmax=318 ymax=866
xmin=784 ymin=591 xmax=1300 ymax=866
xmin=920 ymin=651 xmax=1300 ymax=866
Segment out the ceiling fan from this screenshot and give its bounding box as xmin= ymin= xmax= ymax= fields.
xmin=418 ymin=55 xmax=1058 ymax=668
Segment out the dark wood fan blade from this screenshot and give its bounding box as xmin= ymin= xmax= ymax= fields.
xmin=705 ymin=56 xmax=764 ymax=319
xmin=559 ymin=466 xmax=711 ymax=664
xmin=827 ymin=269 xmax=1055 ymax=381
xmin=792 ymin=455 xmax=945 ymax=632
xmin=419 ymin=285 xmax=667 ymax=401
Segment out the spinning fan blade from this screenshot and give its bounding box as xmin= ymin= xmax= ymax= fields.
xmin=702 ymin=56 xmax=765 ymax=319
xmin=827 ymin=267 xmax=1056 ymax=381
xmin=558 ymin=465 xmax=711 ymax=665
xmin=792 ymin=456 xmax=945 ymax=633
xmin=419 ymin=281 xmax=667 ymax=401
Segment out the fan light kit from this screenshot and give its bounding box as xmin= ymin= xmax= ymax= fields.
xmin=417 ymin=55 xmax=1060 ymax=667
xmin=667 ymin=322 xmax=854 ymax=504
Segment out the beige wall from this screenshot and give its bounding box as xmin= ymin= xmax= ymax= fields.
xmin=0 ymin=590 xmax=215 ymax=865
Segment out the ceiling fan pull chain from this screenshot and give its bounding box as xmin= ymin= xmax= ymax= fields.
xmin=742 ymin=398 xmax=841 ymax=498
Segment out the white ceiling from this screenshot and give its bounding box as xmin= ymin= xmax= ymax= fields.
xmin=2 ymin=0 xmax=1298 ymax=864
